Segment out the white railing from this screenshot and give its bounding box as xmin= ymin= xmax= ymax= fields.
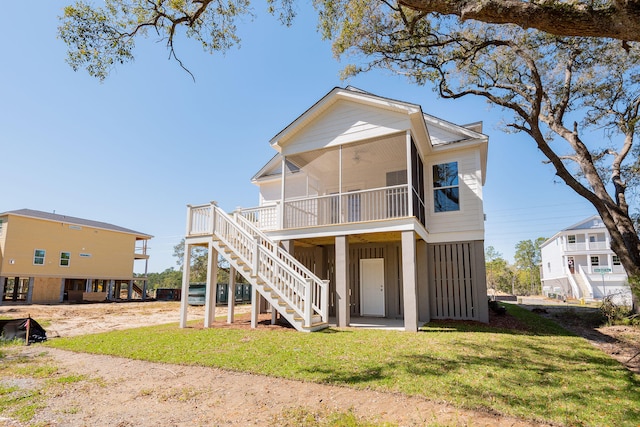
xmin=187 ymin=204 xmax=214 ymax=235
xmin=234 ymin=212 xmax=329 ymax=324
xmin=239 ymin=204 xmax=280 ymax=231
xmin=190 ymin=203 xmax=328 ymax=327
xmin=282 ymin=185 xmax=409 ymax=229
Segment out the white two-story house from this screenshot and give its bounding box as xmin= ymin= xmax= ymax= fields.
xmin=540 ymin=215 xmax=632 ymax=305
xmin=180 ymin=87 xmax=489 ymax=331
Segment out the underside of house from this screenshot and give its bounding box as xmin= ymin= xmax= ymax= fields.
xmin=180 ymin=87 xmax=489 ymax=332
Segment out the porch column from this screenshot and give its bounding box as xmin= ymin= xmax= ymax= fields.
xmin=204 ymin=244 xmax=218 ymax=327
xmin=401 ymin=230 xmax=419 ymax=332
xmin=280 ymin=240 xmax=294 ymax=254
xmin=227 ymin=266 xmax=236 ymax=324
xmin=280 ymin=156 xmax=286 ymax=229
xmin=179 ymin=242 xmax=193 ymax=328
xmin=335 ymin=235 xmax=350 ymax=327
xmin=26 ymin=277 xmax=34 ymax=304
xmin=416 ymin=239 xmax=430 ymax=323
xmin=405 ymin=131 xmax=414 ymax=218
xmin=127 ymin=280 xmax=133 ymax=300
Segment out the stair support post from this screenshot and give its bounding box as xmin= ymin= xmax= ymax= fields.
xmin=252 ymin=236 xmax=260 ymax=276
xmin=304 ymin=278 xmax=313 ymax=327
xmin=210 ymin=201 xmax=217 ymax=235
xmin=322 ymin=279 xmax=330 ymax=323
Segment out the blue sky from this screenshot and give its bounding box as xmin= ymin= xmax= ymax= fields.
xmin=1 ymin=2 xmax=596 ymax=273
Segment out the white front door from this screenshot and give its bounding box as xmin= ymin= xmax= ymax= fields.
xmin=360 ymin=258 xmax=385 ymax=316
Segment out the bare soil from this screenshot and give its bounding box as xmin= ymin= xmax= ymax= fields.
xmin=1 ymin=300 xmax=638 ymax=426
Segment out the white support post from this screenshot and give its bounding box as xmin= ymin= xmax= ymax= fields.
xmin=210 ymin=201 xmax=217 ymax=235
xmin=186 ymin=204 xmax=193 ymax=236
xmin=251 ymin=286 xmax=260 ymax=329
xmin=280 ymin=156 xmax=286 ymax=229
xmin=179 ymin=243 xmax=193 ymax=328
xmin=26 ymin=278 xmax=34 ymax=304
xmin=304 ymin=278 xmax=313 ymax=327
xmin=204 ymin=244 xmax=218 ymax=328
xmin=60 ymin=279 xmax=66 ymax=303
xmin=401 ymin=230 xmax=419 ymax=332
xmin=227 ymin=266 xmax=236 ymax=324
xmin=406 ymin=131 xmax=414 ymax=219
xmin=335 ymin=235 xmax=350 ymax=327
xmin=252 ymin=236 xmax=260 ymax=276
xmin=322 ymin=279 xmax=330 ymax=322
xmin=271 ymin=303 xmax=277 ymax=325
xmin=86 ymin=279 xmax=92 ymax=293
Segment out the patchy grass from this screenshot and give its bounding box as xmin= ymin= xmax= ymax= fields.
xmin=273 ymin=407 xmax=396 ymax=427
xmin=46 ymin=304 xmax=640 ymax=426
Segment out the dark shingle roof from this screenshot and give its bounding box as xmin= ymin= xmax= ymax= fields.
xmin=1 ymin=209 xmax=152 ymax=238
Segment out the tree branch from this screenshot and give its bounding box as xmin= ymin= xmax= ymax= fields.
xmin=397 ymin=0 xmax=640 ymax=42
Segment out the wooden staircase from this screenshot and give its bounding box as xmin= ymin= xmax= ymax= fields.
xmin=198 ymin=204 xmax=329 ymax=332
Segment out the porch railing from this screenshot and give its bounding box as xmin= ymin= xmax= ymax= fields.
xmin=236 ymin=184 xmax=410 ymax=231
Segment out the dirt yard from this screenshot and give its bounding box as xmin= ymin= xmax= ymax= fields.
xmin=0 ymin=301 xmax=638 ymax=426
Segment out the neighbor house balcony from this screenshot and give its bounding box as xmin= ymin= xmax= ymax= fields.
xmin=187 ymin=183 xmax=417 ymax=237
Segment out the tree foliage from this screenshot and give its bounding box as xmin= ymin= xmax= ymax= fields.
xmin=58 ymin=0 xmax=295 ymax=80
xmin=58 ymin=1 xmax=640 ymax=306
xmin=318 ymin=2 xmax=640 ymax=304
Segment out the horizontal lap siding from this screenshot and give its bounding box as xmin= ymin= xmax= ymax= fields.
xmin=281 ymin=102 xmax=410 ymax=155
xmin=426 ymin=151 xmax=483 ymax=235
xmin=428 ymin=242 xmax=478 ymax=320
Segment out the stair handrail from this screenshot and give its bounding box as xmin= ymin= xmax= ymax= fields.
xmin=211 ymin=205 xmax=325 ymax=326
xmin=235 ymin=211 xmax=329 ymax=322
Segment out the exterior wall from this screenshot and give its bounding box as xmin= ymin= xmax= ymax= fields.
xmin=295 ymin=238 xmax=488 ymax=323
xmin=31 ymin=277 xmax=62 ymax=303
xmin=541 ymin=236 xmax=565 ymax=279
xmin=1 ymin=215 xmax=137 ymax=280
xmin=425 ymin=150 xmax=485 ymax=242
xmin=427 ymin=240 xmax=488 ymax=322
xmin=280 ymin=101 xmax=411 ymax=156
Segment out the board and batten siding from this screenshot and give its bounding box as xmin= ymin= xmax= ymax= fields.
xmin=425 ymin=149 xmax=484 ymax=241
xmin=428 ymin=240 xmax=488 ymax=322
xmin=279 ymin=101 xmax=412 ymax=156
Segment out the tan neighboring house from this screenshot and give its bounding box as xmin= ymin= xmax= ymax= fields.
xmin=0 ymin=209 xmax=152 ymax=304
xmin=181 ymin=87 xmax=489 ymax=332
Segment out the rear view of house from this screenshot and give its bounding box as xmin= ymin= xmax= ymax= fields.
xmin=181 ymin=87 xmax=489 ymax=331
xmin=0 ymin=209 xmax=151 ymax=304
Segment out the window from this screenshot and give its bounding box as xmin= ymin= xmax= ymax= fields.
xmin=0 ymin=219 xmax=3 ymax=235
xmin=590 ymin=256 xmax=600 ymax=266
xmin=568 ymin=235 xmax=576 ymax=244
xmin=34 ymin=249 xmax=45 ymax=265
xmin=433 ymin=162 xmax=459 ymax=212
xmin=60 ymin=252 xmax=70 ymax=267
xmin=613 ymin=256 xmax=621 ymax=266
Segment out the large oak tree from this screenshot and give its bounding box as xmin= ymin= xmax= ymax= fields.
xmin=59 ymin=0 xmax=640 ymax=304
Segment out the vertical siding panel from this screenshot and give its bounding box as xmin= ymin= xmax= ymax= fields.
xmin=435 ymin=245 xmax=444 ymax=318
xmin=451 ymin=244 xmax=461 ymax=319
xmin=445 ymin=244 xmax=454 ymax=319
xmin=456 ymin=243 xmax=467 ymax=319
xmin=463 ymin=242 xmax=474 ymax=319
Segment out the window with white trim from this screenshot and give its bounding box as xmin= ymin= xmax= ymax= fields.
xmin=433 ymin=162 xmax=459 ymax=212
xmin=590 ymin=256 xmax=600 ymax=266
xmin=568 ymin=235 xmax=576 ymax=244
xmin=60 ymin=252 xmax=70 ymax=267
xmin=34 ymin=249 xmax=45 ymax=265
xmin=613 ymin=255 xmax=621 ymax=266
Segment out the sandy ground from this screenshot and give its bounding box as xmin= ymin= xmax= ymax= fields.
xmin=0 ymin=300 xmax=637 ymax=426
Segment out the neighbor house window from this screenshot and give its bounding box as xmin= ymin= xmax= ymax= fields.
xmin=60 ymin=252 xmax=70 ymax=267
xmin=433 ymin=162 xmax=459 ymax=212
xmin=613 ymin=256 xmax=621 ymax=266
xmin=567 ymin=235 xmax=576 ymax=244
xmin=34 ymin=249 xmax=46 ymax=265
xmin=590 ymin=256 xmax=600 ymax=266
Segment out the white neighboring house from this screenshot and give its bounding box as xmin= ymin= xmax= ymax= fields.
xmin=540 ymin=215 xmax=632 ymax=305
xmin=180 ymin=86 xmax=489 ymax=332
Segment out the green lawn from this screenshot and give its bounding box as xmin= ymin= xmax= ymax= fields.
xmin=46 ymin=304 xmax=640 ymax=426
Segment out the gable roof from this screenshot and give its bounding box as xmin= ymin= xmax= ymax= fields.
xmin=0 ymin=209 xmax=152 ymax=239
xmin=540 ymin=214 xmax=601 ymax=248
